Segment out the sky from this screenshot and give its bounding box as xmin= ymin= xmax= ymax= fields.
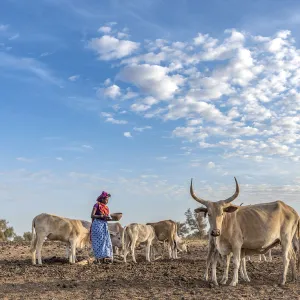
xmin=1 ymin=0 xmax=300 ymax=235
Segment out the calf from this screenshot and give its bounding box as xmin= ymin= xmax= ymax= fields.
xmin=146 ymin=220 xmax=185 ymax=259
xmin=122 ymin=223 xmax=158 ymax=263
xmin=31 ymin=213 xmax=90 ymax=265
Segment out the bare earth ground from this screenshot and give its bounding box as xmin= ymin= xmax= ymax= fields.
xmin=0 ymin=241 xmax=300 ymax=299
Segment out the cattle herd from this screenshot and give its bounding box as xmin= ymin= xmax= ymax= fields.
xmin=28 ymin=177 xmax=300 ymax=287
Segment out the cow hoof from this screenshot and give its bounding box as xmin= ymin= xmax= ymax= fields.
xmin=220 ymin=279 xmax=227 ymax=285
xmin=212 ymin=281 xmax=218 ymax=286
xmin=229 ymin=281 xmax=237 ymax=287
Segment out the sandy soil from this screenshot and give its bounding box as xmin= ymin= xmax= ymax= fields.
xmin=0 ymin=240 xmax=299 ymax=299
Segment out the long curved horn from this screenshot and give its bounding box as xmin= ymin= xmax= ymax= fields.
xmin=223 ymin=177 xmax=239 ymax=204
xmin=190 ymin=178 xmax=208 ymax=206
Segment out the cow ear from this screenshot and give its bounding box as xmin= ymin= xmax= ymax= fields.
xmin=194 ymin=207 xmax=208 ymax=214
xmin=223 ymin=205 xmax=238 ymax=213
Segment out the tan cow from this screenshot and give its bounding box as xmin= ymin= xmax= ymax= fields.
xmin=31 ymin=213 xmax=90 ymax=265
xmin=190 ymin=177 xmax=299 ymax=286
xmin=122 ymin=223 xmax=158 ymax=263
xmin=146 ymin=220 xmax=187 ymax=259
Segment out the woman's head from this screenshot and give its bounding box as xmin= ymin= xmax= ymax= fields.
xmin=97 ymin=191 xmax=111 ymax=204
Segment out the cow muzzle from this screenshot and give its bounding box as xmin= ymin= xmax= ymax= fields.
xmin=211 ymin=229 xmax=220 ymax=237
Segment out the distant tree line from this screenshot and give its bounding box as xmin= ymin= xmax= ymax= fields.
xmin=177 ymin=208 xmax=208 ymax=239
xmin=0 ymin=219 xmax=32 ymax=242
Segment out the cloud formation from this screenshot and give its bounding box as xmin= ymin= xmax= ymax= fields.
xmin=89 ymin=26 xmax=300 ymax=163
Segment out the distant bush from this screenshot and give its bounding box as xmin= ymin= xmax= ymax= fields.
xmin=0 ymin=219 xmax=16 ymax=241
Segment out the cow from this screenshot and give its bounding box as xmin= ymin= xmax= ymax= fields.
xmin=122 ymin=223 xmax=158 ymax=263
xmin=31 ymin=213 xmax=90 ymax=265
xmin=190 ymin=177 xmax=299 ymax=286
xmin=146 ymin=220 xmax=187 ymax=259
xmin=108 ymin=222 xmax=124 ymax=256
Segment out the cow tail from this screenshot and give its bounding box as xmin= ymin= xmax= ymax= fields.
xmin=297 ymin=220 xmax=300 ymax=271
xmin=173 ymin=222 xmax=178 ymax=251
xmin=30 ymin=217 xmax=37 ymax=252
xmin=121 ymin=226 xmax=126 ymax=254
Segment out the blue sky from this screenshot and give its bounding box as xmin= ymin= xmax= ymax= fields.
xmin=1 ymin=0 xmax=300 ymax=235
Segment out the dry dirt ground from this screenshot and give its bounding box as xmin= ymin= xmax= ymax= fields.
xmin=0 ymin=240 xmax=300 ymax=299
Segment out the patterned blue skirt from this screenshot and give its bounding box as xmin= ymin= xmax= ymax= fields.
xmin=91 ymin=219 xmax=113 ymax=259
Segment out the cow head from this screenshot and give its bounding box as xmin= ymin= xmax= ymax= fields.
xmin=175 ymin=236 xmax=188 ymax=253
xmin=191 ymin=177 xmax=239 ymax=237
xmin=110 ymin=231 xmax=122 ymax=248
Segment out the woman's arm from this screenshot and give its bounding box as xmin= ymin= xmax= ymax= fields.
xmin=91 ymin=207 xmax=105 ymax=220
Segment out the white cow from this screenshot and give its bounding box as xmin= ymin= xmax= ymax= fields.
xmin=31 ymin=213 xmax=90 ymax=265
xmin=122 ymin=223 xmax=158 ymax=263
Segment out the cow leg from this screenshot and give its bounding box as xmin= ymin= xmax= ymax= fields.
xmin=268 ymin=249 xmax=272 ymax=262
xmin=168 ymin=243 xmax=173 ymax=259
xmin=240 ymin=256 xmax=250 ymax=282
xmin=229 ymin=247 xmax=241 ymax=287
xmin=280 ymin=237 xmax=292 ymax=285
xmin=289 ymin=248 xmax=297 ymax=282
xmin=220 ymin=254 xmax=231 ymax=285
xmin=65 ymin=245 xmax=70 ymax=259
xmin=131 ymin=239 xmax=137 ymax=263
xmin=211 ymin=252 xmax=218 ymax=286
xmin=31 ymin=235 xmax=38 ymax=265
xmin=173 ymin=243 xmax=178 ymax=259
xmin=146 ymin=241 xmax=151 ymax=262
xmin=32 ymin=249 xmax=36 ymax=265
xmin=36 ymin=236 xmax=45 ymax=265
xmin=259 ymin=254 xmax=267 ymax=262
xmin=204 ymin=241 xmax=214 ymax=281
xmin=123 ymin=245 xmax=128 ymax=263
xmin=69 ymin=240 xmax=76 ymax=264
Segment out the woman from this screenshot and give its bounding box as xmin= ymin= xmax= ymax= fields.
xmin=90 ymin=191 xmax=113 ymax=263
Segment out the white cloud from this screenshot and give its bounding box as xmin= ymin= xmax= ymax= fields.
xmin=56 ymin=157 xmax=63 ymax=161
xmin=0 ymin=24 xmax=9 ymax=32
xmin=8 ymin=33 xmax=19 ymax=40
xmin=124 ymin=132 xmax=132 ymax=138
xmin=101 ymin=84 xmax=121 ymax=99
xmin=0 ymin=52 xmax=61 ymax=85
xmin=131 ymin=103 xmax=150 ymax=112
xmin=156 ymin=156 xmax=167 ymax=160
xmin=68 ymin=75 xmax=80 ymax=81
xmin=207 ymin=162 xmax=215 ymax=169
xmin=16 ymin=157 xmax=33 ymax=163
xmin=106 ymin=117 xmax=127 ymax=124
xmin=88 ymin=35 xmax=139 ymax=60
xmin=133 ymin=126 xmax=152 ymax=132
xmin=40 ymin=52 xmax=53 ymax=57
xmin=118 ymin=64 xmax=184 ymax=100
xmin=82 ymin=145 xmax=93 ymax=150
xmin=98 ymin=26 xmax=111 ymax=33
xmin=117 ymin=32 xmax=129 ymax=39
